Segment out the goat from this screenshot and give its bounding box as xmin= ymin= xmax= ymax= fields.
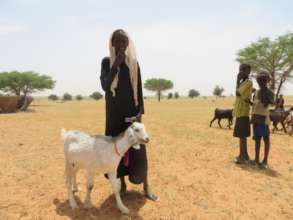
xmin=269 ymin=107 xmax=293 ymax=133
xmin=210 ymin=108 xmax=233 ymax=129
xmin=61 ymin=122 xmax=150 ymax=214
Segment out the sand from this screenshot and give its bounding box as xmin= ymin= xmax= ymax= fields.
xmin=0 ymin=97 xmax=293 ymax=220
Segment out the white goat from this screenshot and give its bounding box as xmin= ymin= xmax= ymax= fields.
xmin=61 ymin=122 xmax=150 ymax=214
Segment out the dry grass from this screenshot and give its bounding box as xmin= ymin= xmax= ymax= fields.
xmin=0 ymin=97 xmax=293 ymax=220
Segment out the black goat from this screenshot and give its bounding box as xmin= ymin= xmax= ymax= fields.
xmin=210 ymin=108 xmax=233 ymax=129
xmin=269 ymin=107 xmax=293 ymax=133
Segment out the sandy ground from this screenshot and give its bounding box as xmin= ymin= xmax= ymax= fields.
xmin=0 ymin=97 xmax=293 ymax=220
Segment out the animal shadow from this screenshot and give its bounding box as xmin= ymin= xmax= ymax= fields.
xmin=54 ymin=190 xmax=146 ymax=220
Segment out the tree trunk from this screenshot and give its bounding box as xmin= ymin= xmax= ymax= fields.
xmin=275 ymin=78 xmax=284 ymax=101
xmin=157 ymin=90 xmax=161 ymax=102
xmin=270 ymin=71 xmax=276 ymax=92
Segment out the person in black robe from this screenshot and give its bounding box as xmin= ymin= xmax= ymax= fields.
xmin=100 ymin=29 xmax=158 ymax=201
xmin=275 ymin=94 xmax=285 ymax=111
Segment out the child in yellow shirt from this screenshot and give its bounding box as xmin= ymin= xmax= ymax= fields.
xmin=233 ymin=64 xmax=253 ymax=164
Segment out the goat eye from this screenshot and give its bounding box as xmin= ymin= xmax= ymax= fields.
xmin=135 ymin=129 xmax=139 ymax=132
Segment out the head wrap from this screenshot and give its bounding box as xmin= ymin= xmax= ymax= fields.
xmin=109 ymin=29 xmax=138 ymax=106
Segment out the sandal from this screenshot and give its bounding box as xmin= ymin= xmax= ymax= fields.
xmin=258 ymin=162 xmax=269 ymax=169
xmin=233 ymin=157 xmax=247 ymax=164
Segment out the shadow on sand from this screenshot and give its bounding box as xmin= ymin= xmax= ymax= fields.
xmin=54 ymin=190 xmax=146 ymax=220
xmin=237 ymin=163 xmax=281 ymax=178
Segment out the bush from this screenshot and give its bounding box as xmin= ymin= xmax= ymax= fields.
xmin=63 ymin=93 xmax=72 ymax=101
xmin=48 ymin=94 xmax=58 ymax=101
xmin=76 ymin=95 xmax=83 ymax=101
xmin=167 ymin=93 xmax=173 ymax=99
xmin=90 ymin=91 xmax=103 ymax=101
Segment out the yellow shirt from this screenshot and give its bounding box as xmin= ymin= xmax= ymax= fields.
xmin=233 ymin=79 xmax=253 ymax=118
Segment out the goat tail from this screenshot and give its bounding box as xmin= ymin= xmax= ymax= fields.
xmin=61 ymin=128 xmax=67 ymax=141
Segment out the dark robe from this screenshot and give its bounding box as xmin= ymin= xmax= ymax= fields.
xmin=100 ymin=57 xmax=147 ymax=184
xmin=276 ymin=97 xmax=284 ymax=110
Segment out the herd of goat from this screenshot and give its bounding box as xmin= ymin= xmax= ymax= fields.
xmin=210 ymin=107 xmax=293 ymax=135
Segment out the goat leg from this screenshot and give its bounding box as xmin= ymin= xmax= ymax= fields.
xmin=210 ymin=117 xmax=216 ymax=127
xmin=282 ymin=122 xmax=287 ymax=133
xmin=218 ymin=119 xmax=222 ymax=128
xmin=66 ymin=170 xmax=78 ymax=209
xmin=108 ymin=172 xmax=129 ymax=214
xmin=84 ymin=170 xmax=94 ymax=208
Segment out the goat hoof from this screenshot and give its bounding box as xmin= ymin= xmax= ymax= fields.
xmin=84 ymin=201 xmax=93 ymax=209
xmin=120 ymin=207 xmax=129 ymax=215
xmin=72 ymin=186 xmax=81 ymax=193
xmin=70 ymin=202 xmax=78 ymax=210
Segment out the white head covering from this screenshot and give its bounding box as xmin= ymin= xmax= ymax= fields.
xmin=109 ymin=29 xmax=139 ymax=107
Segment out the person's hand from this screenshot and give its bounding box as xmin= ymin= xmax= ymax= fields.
xmin=113 ymin=49 xmax=126 ymax=68
xmin=237 ymin=72 xmax=244 ymax=81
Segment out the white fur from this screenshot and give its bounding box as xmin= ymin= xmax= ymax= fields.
xmin=62 ymin=122 xmax=149 ymax=214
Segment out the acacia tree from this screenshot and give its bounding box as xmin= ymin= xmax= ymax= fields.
xmin=48 ymin=94 xmax=58 ymax=101
xmin=90 ymin=91 xmax=103 ymax=101
xmin=237 ymin=33 xmax=293 ymax=98
xmin=63 ymin=93 xmax=72 ymax=101
xmin=76 ymin=95 xmax=83 ymax=101
xmin=213 ymin=85 xmax=224 ymax=97
xmin=174 ymin=92 xmax=179 ymax=99
xmin=144 ymin=78 xmax=173 ymax=102
xmin=188 ymin=89 xmax=200 ymax=98
xmin=0 ymin=71 xmax=55 ymax=98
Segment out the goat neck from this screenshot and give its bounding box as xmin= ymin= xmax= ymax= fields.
xmin=114 ymin=128 xmax=137 ymax=157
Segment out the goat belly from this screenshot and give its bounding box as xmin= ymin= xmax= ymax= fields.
xmin=94 ymin=157 xmax=120 ymax=174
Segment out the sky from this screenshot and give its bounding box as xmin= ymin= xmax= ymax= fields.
xmin=1 ymin=0 xmax=293 ymax=97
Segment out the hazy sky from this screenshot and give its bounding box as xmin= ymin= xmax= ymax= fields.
xmin=1 ymin=0 xmax=293 ymax=96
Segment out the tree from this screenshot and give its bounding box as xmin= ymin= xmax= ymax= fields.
xmin=63 ymin=93 xmax=72 ymax=101
xmin=0 ymin=71 xmax=55 ymax=98
xmin=90 ymin=91 xmax=103 ymax=101
xmin=144 ymin=78 xmax=173 ymax=102
xmin=237 ymin=32 xmax=293 ymax=98
xmin=213 ymin=85 xmax=224 ymax=97
xmin=188 ymin=89 xmax=200 ymax=98
xmin=167 ymin=92 xmax=173 ymax=99
xmin=48 ymin=94 xmax=58 ymax=101
xmin=174 ymin=92 xmax=179 ymax=99
xmin=76 ymin=95 xmax=83 ymax=101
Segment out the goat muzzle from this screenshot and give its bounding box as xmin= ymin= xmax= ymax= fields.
xmin=140 ymin=137 xmax=149 ymax=144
